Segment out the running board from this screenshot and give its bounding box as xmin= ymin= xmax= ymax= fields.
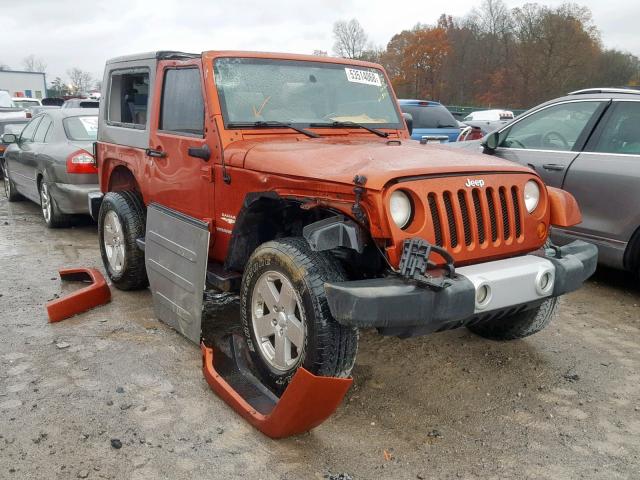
xmin=201 ymin=335 xmax=353 ymax=439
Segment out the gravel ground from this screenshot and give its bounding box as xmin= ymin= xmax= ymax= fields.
xmin=1 ymin=189 xmax=639 ymax=480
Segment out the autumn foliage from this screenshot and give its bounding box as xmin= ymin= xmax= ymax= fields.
xmin=338 ymin=1 xmax=640 ymax=109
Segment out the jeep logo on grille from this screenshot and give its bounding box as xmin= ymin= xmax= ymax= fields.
xmin=465 ymin=178 xmax=485 ymax=188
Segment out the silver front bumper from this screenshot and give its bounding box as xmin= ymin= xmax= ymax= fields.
xmin=457 ymin=255 xmax=556 ymax=313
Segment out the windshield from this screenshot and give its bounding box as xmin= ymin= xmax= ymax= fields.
xmin=214 ymin=58 xmax=402 ymax=128
xmin=63 ymin=115 xmax=98 ymax=141
xmin=14 ymin=100 xmax=39 ymax=108
xmin=400 ymin=104 xmax=458 ymax=129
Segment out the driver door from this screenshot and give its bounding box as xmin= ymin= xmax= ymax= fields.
xmin=494 ymin=100 xmax=607 ymax=188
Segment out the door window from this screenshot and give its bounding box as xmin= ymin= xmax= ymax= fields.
xmin=159 ymin=68 xmax=205 ymax=136
xmin=33 ymin=116 xmax=53 ymax=143
xmin=591 ymin=102 xmax=640 ymax=155
xmin=19 ymin=117 xmax=42 ymax=143
xmin=500 ymin=101 xmax=600 ymax=151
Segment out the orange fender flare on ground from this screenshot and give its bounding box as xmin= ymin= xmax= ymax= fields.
xmin=201 ymin=341 xmax=353 ymax=439
xmin=46 ymin=268 xmax=111 ymax=322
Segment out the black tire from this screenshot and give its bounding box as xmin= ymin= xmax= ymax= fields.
xmin=2 ymin=160 xmax=21 ymax=202
xmin=467 ymin=297 xmax=558 ymax=340
xmin=98 ymin=191 xmax=148 ymax=290
xmin=241 ymin=237 xmax=358 ymax=392
xmin=39 ymin=181 xmax=71 ymax=228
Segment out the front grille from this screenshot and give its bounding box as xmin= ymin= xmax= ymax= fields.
xmin=428 ymin=185 xmax=524 ymax=251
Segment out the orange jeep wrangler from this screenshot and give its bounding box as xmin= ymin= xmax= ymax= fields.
xmin=91 ymin=51 xmax=597 ymax=391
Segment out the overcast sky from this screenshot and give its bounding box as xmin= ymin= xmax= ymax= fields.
xmin=1 ymin=0 xmax=638 ymax=85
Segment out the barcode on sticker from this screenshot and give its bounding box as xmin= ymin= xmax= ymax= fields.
xmin=345 ymin=68 xmax=382 ymax=86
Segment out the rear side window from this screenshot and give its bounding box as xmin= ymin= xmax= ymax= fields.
xmin=400 ymin=104 xmax=458 ymax=129
xmin=591 ymin=102 xmax=640 ymax=155
xmin=107 ymin=69 xmax=149 ymax=128
xmin=64 ymin=116 xmax=99 ymax=141
xmin=160 ymin=68 xmax=204 ymax=136
xmin=33 ymin=116 xmax=53 ymax=143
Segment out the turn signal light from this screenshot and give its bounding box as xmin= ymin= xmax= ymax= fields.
xmin=66 ymin=150 xmax=97 ymax=174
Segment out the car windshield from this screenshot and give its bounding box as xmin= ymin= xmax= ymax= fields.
xmin=401 ymin=104 xmax=458 ymax=129
xmin=63 ymin=115 xmax=98 ymax=141
xmin=14 ymin=100 xmax=39 ymax=108
xmin=214 ymin=58 xmax=402 ymax=128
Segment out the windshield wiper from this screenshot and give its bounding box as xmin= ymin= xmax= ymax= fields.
xmin=310 ymin=121 xmax=389 ymax=138
xmin=227 ymin=121 xmax=319 ymax=138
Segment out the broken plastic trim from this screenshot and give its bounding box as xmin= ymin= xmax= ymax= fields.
xmin=201 ymin=336 xmax=353 ymax=439
xmin=46 ymin=268 xmax=111 ymax=323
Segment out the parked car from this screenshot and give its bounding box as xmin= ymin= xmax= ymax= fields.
xmin=28 ymin=105 xmax=62 ymax=117
xmin=90 ymin=50 xmax=595 ymax=394
xmin=42 ymin=97 xmax=65 ymax=107
xmin=0 ymin=119 xmax=28 ymax=179
xmin=398 ymin=99 xmax=461 ymax=143
xmin=61 ymin=98 xmax=100 ymax=109
xmin=12 ymin=97 xmax=42 ymax=109
xmin=0 ymin=91 xmax=27 ymax=121
xmin=2 ymin=108 xmax=100 ymax=227
xmin=464 ymin=109 xmax=514 ymax=122
xmin=462 ymin=88 xmax=640 ymax=276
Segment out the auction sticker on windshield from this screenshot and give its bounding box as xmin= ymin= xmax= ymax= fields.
xmin=345 ymin=68 xmax=382 ymax=86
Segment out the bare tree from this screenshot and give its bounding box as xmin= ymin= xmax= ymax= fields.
xmin=67 ymin=68 xmax=94 ymax=96
xmin=0 ymin=62 xmax=10 ymax=71
xmin=22 ymin=54 xmax=47 ymax=73
xmin=333 ymin=19 xmax=368 ymax=59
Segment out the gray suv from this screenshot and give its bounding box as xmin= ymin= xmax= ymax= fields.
xmin=466 ymin=88 xmax=640 ymax=276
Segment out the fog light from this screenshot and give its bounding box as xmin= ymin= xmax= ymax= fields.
xmin=536 ymin=270 xmax=554 ymax=295
xmin=537 ymin=222 xmax=547 ymax=239
xmin=476 ymin=284 xmax=491 ymax=309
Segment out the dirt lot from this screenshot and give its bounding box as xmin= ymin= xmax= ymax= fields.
xmin=1 ymin=189 xmax=639 ymax=480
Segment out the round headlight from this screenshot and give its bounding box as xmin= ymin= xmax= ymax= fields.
xmin=390 ymin=190 xmax=412 ymax=229
xmin=524 ymin=180 xmax=540 ymax=213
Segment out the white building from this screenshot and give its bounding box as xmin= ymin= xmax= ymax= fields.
xmin=0 ymin=70 xmax=47 ymax=99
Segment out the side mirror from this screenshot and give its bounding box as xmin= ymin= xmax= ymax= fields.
xmin=2 ymin=133 xmax=17 ymax=144
xmin=402 ymin=112 xmax=413 ymax=136
xmin=482 ymin=130 xmax=500 ymax=151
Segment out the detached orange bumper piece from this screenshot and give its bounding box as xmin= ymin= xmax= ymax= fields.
xmin=547 ymin=187 xmax=582 ymax=227
xmin=201 ymin=337 xmax=352 ymax=439
xmin=46 ymin=268 xmax=111 ymax=323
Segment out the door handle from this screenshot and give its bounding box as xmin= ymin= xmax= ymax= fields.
xmin=145 ymin=148 xmax=166 ymax=158
xmin=542 ymin=163 xmax=565 ymax=171
xmin=188 ymin=144 xmax=210 ymax=161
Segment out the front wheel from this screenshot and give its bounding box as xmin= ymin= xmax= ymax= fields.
xmin=98 ymin=191 xmax=148 ymax=290
xmin=241 ymin=237 xmax=358 ymax=393
xmin=467 ymin=297 xmax=558 ymax=340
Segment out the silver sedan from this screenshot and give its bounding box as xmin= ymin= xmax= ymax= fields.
xmin=1 ymin=108 xmax=100 ymax=227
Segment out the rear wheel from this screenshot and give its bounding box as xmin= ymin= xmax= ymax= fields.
xmin=2 ymin=161 xmax=21 ymax=202
xmin=241 ymin=237 xmax=358 ymax=392
xmin=98 ymin=191 xmax=148 ymax=290
xmin=39 ymin=182 xmax=70 ymax=228
xmin=467 ymin=298 xmax=558 ymax=340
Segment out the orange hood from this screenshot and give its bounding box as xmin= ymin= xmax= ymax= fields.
xmin=239 ymin=138 xmax=532 ymax=190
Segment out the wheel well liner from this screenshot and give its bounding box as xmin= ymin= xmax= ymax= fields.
xmin=108 ymin=165 xmax=140 ymax=192
xmin=224 ymin=192 xmax=365 ymax=272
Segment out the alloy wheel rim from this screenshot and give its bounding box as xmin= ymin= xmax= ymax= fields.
xmin=251 ymin=270 xmax=306 ymax=372
xmin=103 ymin=210 xmax=125 ymax=273
xmin=40 ymin=183 xmax=52 ymax=223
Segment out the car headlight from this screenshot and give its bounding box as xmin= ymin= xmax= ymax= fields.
xmin=390 ymin=190 xmax=412 ymax=229
xmin=524 ymin=180 xmax=540 ymax=213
